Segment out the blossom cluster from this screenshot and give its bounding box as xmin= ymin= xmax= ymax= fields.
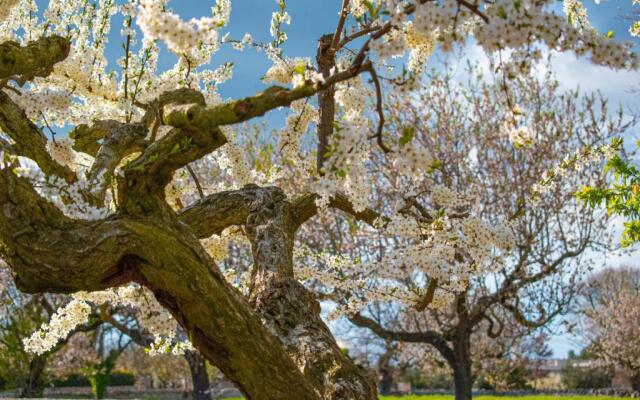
xmin=24 ymin=285 xmax=192 ymax=356
xmin=531 ymin=140 xmax=620 ymax=202
xmin=14 ymin=161 xmax=111 ymax=221
xmin=137 ymin=0 xmax=221 ymax=57
xmin=269 ymin=1 xmax=291 ymax=47
xmin=502 ymin=105 xmax=536 ymax=149
xmin=360 ymin=0 xmax=638 ymax=95
xmin=23 ymin=299 xmax=91 ymax=355
xmin=313 ymin=61 xmax=374 ymax=213
xmin=279 ymin=99 xmax=318 ymax=164
xmin=298 ymin=184 xmax=516 ymax=316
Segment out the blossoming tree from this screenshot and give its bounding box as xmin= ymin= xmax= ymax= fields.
xmin=0 ymin=0 xmax=637 ymax=399
xmin=578 ymin=267 xmax=640 ymax=391
xmin=295 ymin=63 xmax=628 ymax=399
xmin=0 ymin=265 xmax=105 ymax=397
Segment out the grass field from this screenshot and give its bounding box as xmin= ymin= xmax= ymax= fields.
xmin=222 ymin=396 xmax=629 ymax=400
xmin=377 ymin=397 xmax=629 ymax=400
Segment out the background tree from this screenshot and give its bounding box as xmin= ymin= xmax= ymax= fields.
xmin=576 ymin=266 xmax=640 ymax=390
xmin=0 ymin=265 xmax=104 ymax=398
xmin=299 ymin=64 xmax=629 ymax=400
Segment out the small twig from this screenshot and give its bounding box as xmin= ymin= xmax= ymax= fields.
xmin=457 ymin=0 xmax=490 ymax=24
xmin=338 ymin=25 xmax=383 ymax=49
xmin=415 ymin=279 xmax=439 ymax=311
xmin=331 ymin=0 xmax=351 ymax=51
xmin=40 ymin=112 xmax=58 ymax=140
xmin=365 ymin=65 xmax=390 ymax=153
xmin=186 ymin=164 xmax=205 ymax=199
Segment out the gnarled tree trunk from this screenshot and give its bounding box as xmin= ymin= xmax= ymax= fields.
xmin=0 ymin=35 xmax=379 ymax=400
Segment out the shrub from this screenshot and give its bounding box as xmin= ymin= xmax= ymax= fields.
xmin=561 ymin=363 xmax=614 ymax=389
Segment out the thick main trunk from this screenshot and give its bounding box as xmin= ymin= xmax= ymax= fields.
xmin=452 ymin=361 xmax=472 ymax=400
xmin=245 ymin=187 xmax=378 ymax=400
xmin=452 ymin=331 xmax=473 ymax=400
xmin=129 ymin=221 xmax=321 ymax=400
xmin=184 ymin=351 xmax=210 ymax=400
xmin=20 ymin=355 xmax=48 ymax=398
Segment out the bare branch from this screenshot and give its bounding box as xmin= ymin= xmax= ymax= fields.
xmin=72 ymin=120 xmax=148 ymax=201
xmin=332 ymin=0 xmax=351 ymax=50
xmin=178 ymin=186 xmax=284 ymax=238
xmin=290 ymin=192 xmax=382 ymax=229
xmin=364 ymin=64 xmax=390 ymax=153
xmin=316 ymin=34 xmax=337 ymax=173
xmin=350 ymin=312 xmax=455 ymax=365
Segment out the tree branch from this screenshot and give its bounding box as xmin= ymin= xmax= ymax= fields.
xmin=0 ymin=91 xmax=75 ymax=182
xmin=0 ymin=36 xmax=70 ymax=82
xmin=316 ymin=34 xmax=337 ymax=173
xmin=470 ymin=243 xmax=588 ymax=325
xmin=332 ymin=0 xmax=351 ymax=50
xmin=290 ymin=192 xmax=382 ymax=229
xmin=72 ymin=120 xmax=148 ymax=201
xmin=350 ymin=312 xmax=455 ymax=365
xmin=0 ymin=169 xmax=142 ymax=293
xmin=502 ymin=298 xmax=548 ymax=329
xmin=415 ymin=279 xmax=438 ymax=312
xmin=178 ymin=185 xmax=284 ymax=239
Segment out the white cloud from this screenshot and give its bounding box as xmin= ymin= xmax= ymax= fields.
xmin=440 ymin=42 xmax=639 ymax=112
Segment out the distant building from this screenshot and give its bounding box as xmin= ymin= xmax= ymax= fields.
xmin=531 ymin=358 xmax=605 ymax=374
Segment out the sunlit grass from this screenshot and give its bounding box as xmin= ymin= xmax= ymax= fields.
xmin=378 ymin=396 xmax=629 ymax=400
xmin=223 ymin=396 xmax=628 ymax=400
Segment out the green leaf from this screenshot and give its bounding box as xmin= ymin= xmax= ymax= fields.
xmin=363 ymin=0 xmax=375 ymax=15
xmin=497 ymin=6 xmax=508 ymax=19
xmin=399 ymin=126 xmax=415 ymax=146
xmin=293 ymin=62 xmax=306 ymax=76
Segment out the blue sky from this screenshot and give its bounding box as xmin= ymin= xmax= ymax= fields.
xmin=175 ymin=0 xmax=640 ymax=98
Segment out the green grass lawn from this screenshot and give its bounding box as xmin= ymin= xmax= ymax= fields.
xmin=377 ymin=396 xmax=629 ymax=400
xmin=223 ymin=396 xmax=628 ymax=400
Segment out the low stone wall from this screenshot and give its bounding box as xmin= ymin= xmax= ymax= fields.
xmin=412 ymin=388 xmax=640 ymax=397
